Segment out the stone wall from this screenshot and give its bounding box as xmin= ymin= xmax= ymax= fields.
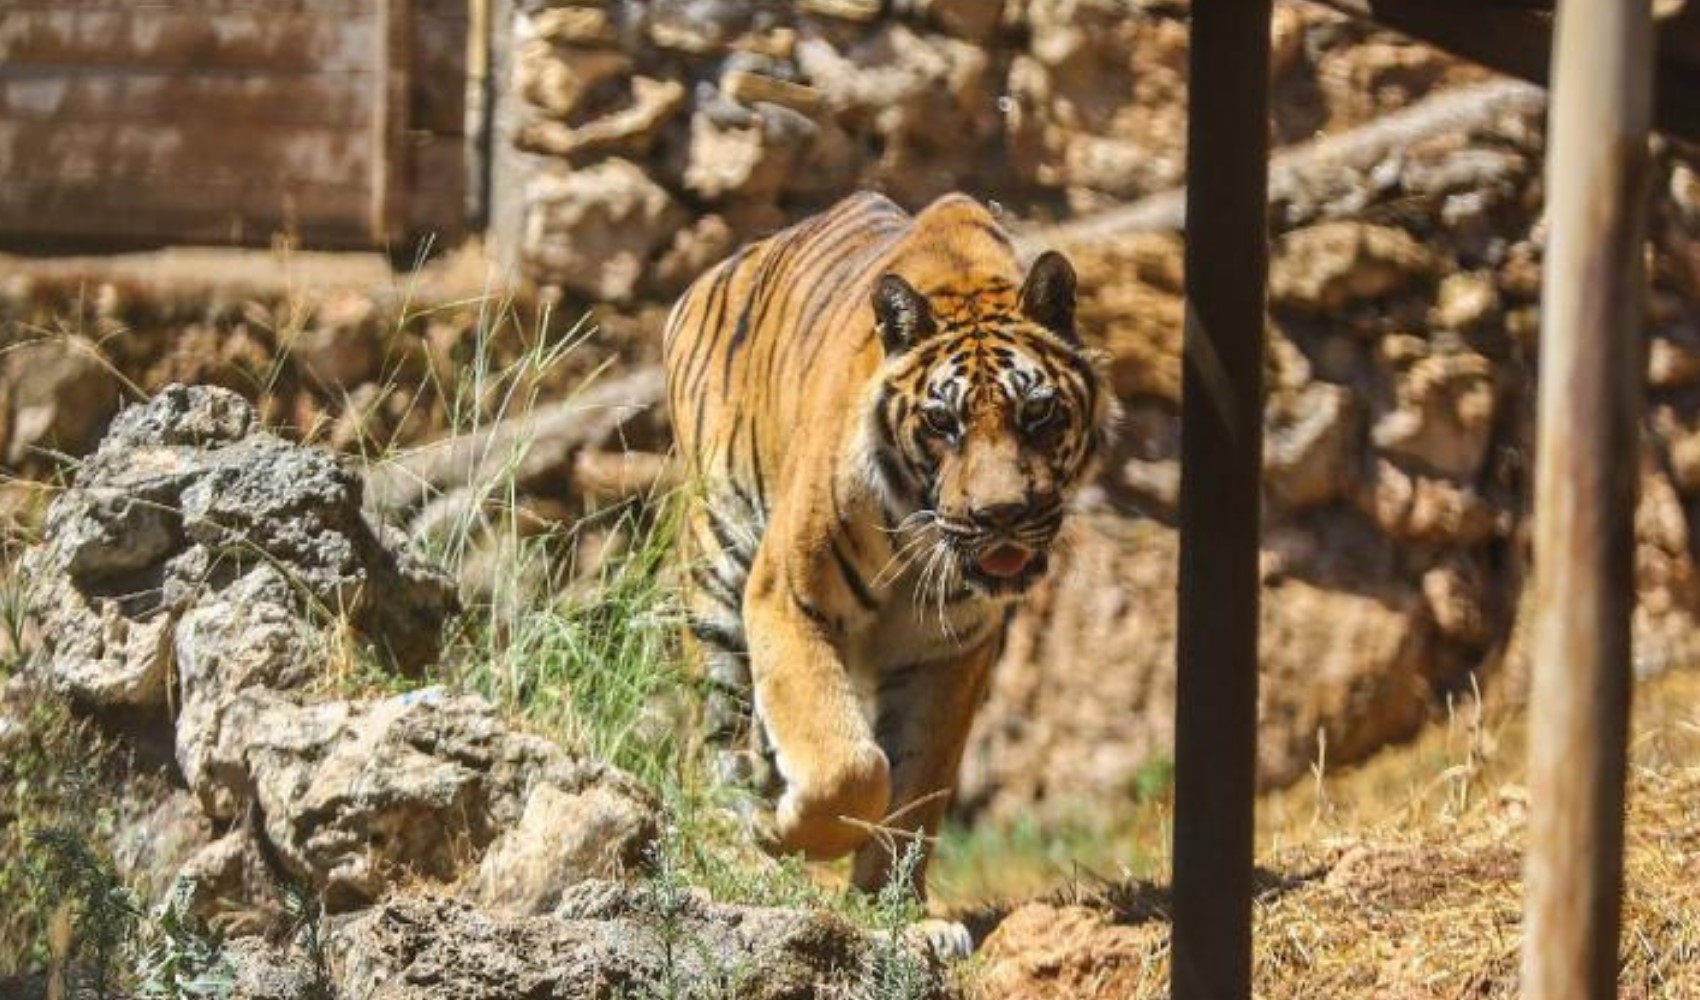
xmin=489 ymin=0 xmax=1491 ymax=300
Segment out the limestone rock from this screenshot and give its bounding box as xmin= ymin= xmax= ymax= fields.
xmin=516 ymin=42 xmax=631 ymax=120
xmin=517 ymin=76 xmax=687 ymax=160
xmin=523 ymin=159 xmax=689 ymax=302
xmin=1372 ymin=347 xmax=1497 ymax=481
xmin=682 ymin=109 xmax=803 ymax=202
xmin=332 ymin=885 xmax=956 ymax=1000
xmin=24 ymin=379 xmax=455 ymax=724
xmin=961 ymin=513 xmax=1438 ymax=820
xmin=1270 ymin=222 xmax=1438 ymax=314
xmin=1265 ymin=382 xmax=1360 ymax=510
xmin=2 ymin=336 xmax=123 ymax=472
xmin=464 ymin=776 xmax=662 ymax=915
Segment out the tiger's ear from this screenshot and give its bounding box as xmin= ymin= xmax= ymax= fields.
xmin=1019 ymin=250 xmax=1078 ymax=344
xmin=872 ymin=273 xmax=935 ymax=355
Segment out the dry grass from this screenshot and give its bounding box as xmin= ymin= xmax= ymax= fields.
xmin=965 ymin=666 xmax=1700 ymax=999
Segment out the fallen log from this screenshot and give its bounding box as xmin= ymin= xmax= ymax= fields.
xmin=363 ymin=366 xmax=667 ymax=517
xmin=1013 ymin=78 xmax=1546 ymax=255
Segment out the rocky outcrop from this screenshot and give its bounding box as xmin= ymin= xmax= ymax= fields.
xmin=23 ymin=385 xmax=660 ymax=917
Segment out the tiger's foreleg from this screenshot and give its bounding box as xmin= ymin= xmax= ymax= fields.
xmin=744 ymin=551 xmax=892 ymax=860
xmin=849 ymin=636 xmax=1002 ymax=899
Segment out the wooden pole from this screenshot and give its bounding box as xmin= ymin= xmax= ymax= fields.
xmin=1523 ymin=0 xmax=1652 ymax=996
xmin=1170 ymin=1 xmax=1271 ymax=997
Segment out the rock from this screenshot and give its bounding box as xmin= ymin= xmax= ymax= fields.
xmin=976 ymin=902 xmax=1164 ymax=1000
xmin=173 ymin=830 xmax=293 ymax=938
xmin=224 ymin=937 xmax=326 ymax=1000
xmin=1265 ymin=382 xmax=1360 ymax=510
xmin=682 ymin=109 xmax=802 ymax=201
xmin=515 ymin=42 xmax=632 ymax=119
xmin=531 ymin=7 xmax=620 ymax=47
xmin=464 ymin=778 xmax=662 ymax=915
xmin=332 ymin=885 xmax=957 ymax=1000
xmin=285 ymin=292 xmax=383 ymax=392
xmin=1432 ymin=271 xmax=1500 ymax=333
xmin=905 ymin=0 xmax=1006 ymax=42
xmin=2 ymin=336 xmax=124 ymax=471
xmin=193 ymin=686 xmax=657 ymax=913
xmin=653 ymin=214 xmax=738 ymax=295
xmin=1633 ymin=469 xmax=1700 ymax=675
xmin=24 ymin=379 xmax=455 ymax=743
xmin=523 ymin=159 xmax=689 ymax=302
xmin=1270 ymin=222 xmax=1438 ymax=314
xmin=1361 ymin=460 xmax=1503 ymax=546
xmin=517 ymin=76 xmax=687 ymax=161
xmin=1422 ymin=553 xmax=1493 ymax=646
xmin=1649 ymin=333 xmax=1700 ymax=389
xmin=1372 ymin=347 xmax=1497 ymax=481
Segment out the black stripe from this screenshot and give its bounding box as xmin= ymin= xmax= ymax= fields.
xmin=688 ymin=616 xmax=746 ymax=652
xmin=704 ymin=508 xmax=754 ymax=570
xmin=831 ymin=540 xmax=879 ymax=612
xmin=693 ymin=565 xmax=743 ymax=610
xmin=789 ymin=580 xmax=835 ymax=633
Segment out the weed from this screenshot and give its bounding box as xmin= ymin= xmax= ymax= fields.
xmin=858 ymin=838 xmax=932 ymax=1000
xmin=25 ymin=827 xmax=141 ymax=999
xmin=133 ymin=879 xmax=236 ymax=1000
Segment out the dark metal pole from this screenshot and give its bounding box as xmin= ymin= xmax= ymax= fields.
xmin=1171 ymin=1 xmax=1272 ymax=998
xmin=1522 ymin=0 xmax=1651 ymax=997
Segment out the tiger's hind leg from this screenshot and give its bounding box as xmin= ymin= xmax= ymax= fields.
xmin=679 ymin=494 xmax=779 ymax=800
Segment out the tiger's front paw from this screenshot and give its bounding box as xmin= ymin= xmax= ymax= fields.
xmin=772 ymin=741 xmax=891 ymax=859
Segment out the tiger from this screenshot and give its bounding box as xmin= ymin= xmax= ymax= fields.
xmin=662 ymin=190 xmax=1115 ymax=906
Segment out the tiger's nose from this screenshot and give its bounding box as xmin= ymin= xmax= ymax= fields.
xmin=970 ymin=500 xmax=1028 ymax=530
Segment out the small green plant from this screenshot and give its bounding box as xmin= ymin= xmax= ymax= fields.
xmin=279 ymin=878 xmax=334 ymax=1000
xmin=133 ymin=878 xmax=235 ymax=1000
xmin=858 ymin=837 xmax=933 ymax=1000
xmin=25 ymin=826 xmax=141 ymax=999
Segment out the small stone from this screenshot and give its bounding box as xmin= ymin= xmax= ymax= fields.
xmin=1649 ymin=334 xmax=1700 ymax=389
xmin=1265 ymin=382 xmax=1360 ymax=510
xmin=799 ymin=0 xmax=882 ymax=22
xmin=531 ymin=6 xmax=617 ymax=46
xmin=515 ymin=42 xmax=630 ymax=119
xmin=721 ymin=69 xmax=825 ymax=118
xmin=1432 ymin=271 xmax=1500 ymax=333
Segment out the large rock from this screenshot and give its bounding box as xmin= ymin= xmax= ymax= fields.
xmin=522 ymin=159 xmax=689 ymax=301
xmin=1 ymin=335 xmax=124 ymax=472
xmin=193 ymin=687 xmax=657 ymax=912
xmin=331 ymin=884 xmax=958 ymax=1000
xmin=21 ymin=386 xmax=661 ymax=915
xmin=26 ymin=384 xmax=456 ymax=711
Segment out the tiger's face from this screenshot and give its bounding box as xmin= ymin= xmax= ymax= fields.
xmin=865 ymin=251 xmax=1111 ymax=598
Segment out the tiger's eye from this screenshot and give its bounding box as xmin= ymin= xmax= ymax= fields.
xmin=1020 ymin=392 xmax=1058 ymax=431
xmin=921 ymin=402 xmax=958 ymax=437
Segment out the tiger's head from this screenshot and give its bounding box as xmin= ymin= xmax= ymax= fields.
xmin=862 ymin=250 xmax=1115 ymax=598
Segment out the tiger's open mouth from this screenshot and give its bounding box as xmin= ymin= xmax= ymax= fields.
xmin=961 ymin=541 xmax=1050 ymax=594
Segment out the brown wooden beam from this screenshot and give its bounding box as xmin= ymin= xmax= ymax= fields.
xmin=1305 ymin=0 xmax=1700 ymax=145
xmin=1522 ymin=0 xmax=1652 ymax=996
xmin=1170 ymin=0 xmax=1272 ymax=996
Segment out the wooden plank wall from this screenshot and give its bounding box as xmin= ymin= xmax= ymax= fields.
xmin=0 ymin=0 xmax=466 ymax=251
